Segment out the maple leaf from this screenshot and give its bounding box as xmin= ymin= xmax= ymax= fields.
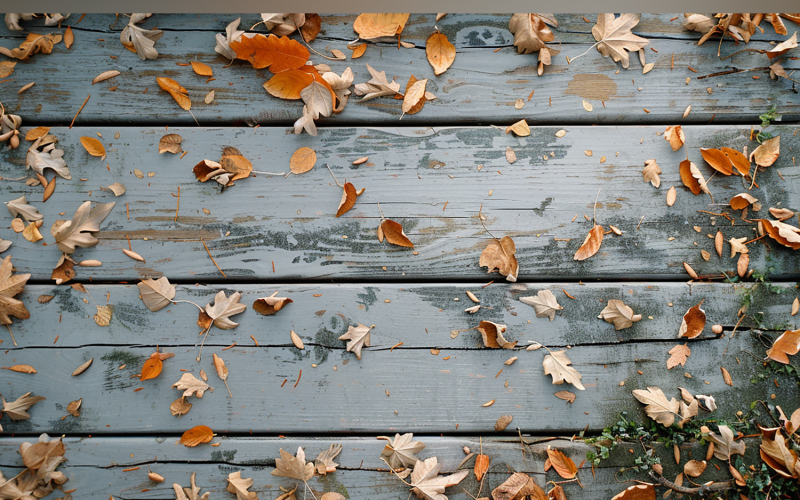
xmin=543 ymin=350 xmax=585 ymax=390
xmin=227 ymin=471 xmax=259 ymax=500
xmin=338 ymin=323 xmax=371 ymax=360
xmin=0 ymin=255 xmax=31 ymax=325
xmin=174 ymin=472 xmax=210 ymax=500
xmin=353 ymin=64 xmax=401 ymax=101
xmin=667 ymin=343 xmax=691 ymax=369
xmin=137 ymin=277 xmax=176 ymax=312
xmin=6 ymin=195 xmax=42 ymax=222
xmin=590 ymin=14 xmax=649 ymax=69
xmin=215 ymin=17 xmax=244 ymax=60
xmin=509 ymin=14 xmax=556 ymax=54
xmin=172 ymin=373 xmax=212 ymax=398
xmin=408 ymin=457 xmax=469 ymax=500
xmin=767 ymin=329 xmax=800 ymax=364
xmin=598 ymin=299 xmax=642 ymax=331
xmin=491 ymin=472 xmax=546 ymax=500
xmin=120 ymin=19 xmax=163 ymax=60
xmin=315 ymin=443 xmax=342 ymax=475
xmin=519 ymin=290 xmax=562 ymax=321
xmin=642 ymin=159 xmax=661 ymax=188
xmin=706 ymin=425 xmax=746 ymax=461
xmin=50 ymin=201 xmax=115 ymax=254
xmin=26 ymin=135 xmax=71 ymax=180
xmin=273 ymin=447 xmax=315 ymax=481
xmin=204 ymin=291 xmax=246 ymax=329
xmin=2 ymin=392 xmax=45 ymax=420
xmin=231 ymin=33 xmax=309 ymax=72
xmin=632 ymin=387 xmax=681 ymax=427
xmin=479 ymin=236 xmax=518 ymax=282
xmin=379 ymin=433 xmax=426 ymax=469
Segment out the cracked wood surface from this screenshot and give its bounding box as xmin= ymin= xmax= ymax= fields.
xmin=0 ymin=436 xmax=756 ymax=499
xmin=0 ymin=125 xmax=798 ymax=282
xmin=1 ymin=14 xmax=798 ymax=126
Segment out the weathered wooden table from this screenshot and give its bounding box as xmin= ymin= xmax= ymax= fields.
xmin=1 ymin=13 xmax=798 ymax=500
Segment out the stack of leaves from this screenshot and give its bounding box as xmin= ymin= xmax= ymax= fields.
xmin=193 ymin=146 xmax=253 ymax=187
xmin=26 ymin=134 xmax=70 ymax=180
xmin=0 ymin=434 xmax=69 ymax=499
xmin=0 ymin=103 xmax=22 ymax=149
xmin=0 ymin=32 xmax=62 ymax=60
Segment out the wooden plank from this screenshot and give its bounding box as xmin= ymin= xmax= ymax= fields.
xmin=1 ymin=14 xmax=798 ymax=126
xmin=7 ymin=282 xmax=798 ymax=349
xmin=1 ymin=125 xmax=797 ymax=281
xmin=0 ymin=435 xmax=753 ymax=500
xmin=1 ymin=324 xmax=793 ymax=434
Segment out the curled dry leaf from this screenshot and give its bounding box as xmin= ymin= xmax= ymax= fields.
xmin=157 ymin=77 xmax=191 ymax=111
xmin=664 ymin=125 xmax=685 ymax=151
xmin=766 ymin=329 xmax=800 ymax=364
xmin=72 ymin=358 xmax=93 ymax=376
xmin=79 ymin=136 xmax=106 ymax=160
xmin=23 ymin=222 xmax=43 ymax=243
xmin=227 ymin=471 xmax=258 ymax=500
xmin=679 ymin=160 xmax=711 ymax=197
xmin=543 ymin=350 xmax=585 ymax=390
xmin=758 ymin=219 xmax=800 ymax=250
xmin=0 ymin=33 xmax=61 ymax=60
xmin=290 ymin=147 xmax=316 ymax=174
xmin=642 ymin=159 xmax=661 ymax=188
xmin=159 ymin=134 xmax=183 ymax=154
xmin=478 ymin=321 xmax=516 ymax=349
xmin=379 ymin=219 xmax=415 ymax=248
xmin=27 ymin=135 xmax=71 ymax=180
xmin=138 ymin=276 xmax=176 ymax=312
xmin=554 ymin=390 xmax=576 ymax=404
xmin=409 ymin=457 xmax=469 ymax=500
xmin=352 ymin=14 xmax=410 ymax=39
xmin=66 ymin=398 xmax=81 ymax=417
xmin=180 ymin=425 xmax=215 ymax=447
xmin=770 ymin=207 xmax=795 ymax=220
xmin=679 ymin=300 xmax=706 ymax=339
xmin=315 ymin=443 xmax=342 ymax=475
xmin=173 ymin=372 xmax=212 ymax=397
xmin=120 ymin=20 xmax=163 ymax=60
xmin=351 ymin=44 xmax=367 ymax=58
xmin=505 ymin=119 xmax=530 ymax=137
xmin=591 ymin=14 xmax=649 ymax=69
xmin=480 ymin=236 xmax=518 ymax=282
xmin=546 ymin=446 xmax=577 ymax=479
xmin=92 ymin=70 xmax=120 ymax=85
xmin=253 ymin=292 xmax=293 ymax=315
xmin=220 ymin=146 xmax=253 ymax=182
xmin=215 ymin=17 xmax=244 ymax=60
xmin=520 ymin=289 xmax=562 ymax=321
xmin=667 ymin=343 xmax=691 ymax=369
xmin=379 ymin=432 xmax=425 ymax=469
xmin=574 ymin=224 xmax=604 ymax=261
xmin=684 ymin=460 xmax=706 ymax=478
xmin=598 ymin=299 xmax=642 ymax=330
xmin=750 ymin=136 xmax=780 ymax=167
xmin=426 ymin=31 xmax=456 ymax=76
xmin=336 ymin=182 xmax=358 ymax=217
xmin=107 ymin=183 xmax=126 ymax=196
xmin=492 ymin=472 xmax=545 ymax=500
xmin=339 ymin=323 xmax=372 ymax=360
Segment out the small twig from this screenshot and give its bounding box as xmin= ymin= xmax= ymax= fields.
xmin=126 ymin=234 xmax=132 ymax=251
xmin=697 ymin=66 xmax=770 ymax=80
xmin=201 ymin=238 xmax=226 ymax=277
xmin=5 ymin=324 xmax=17 ymax=347
xmin=174 ymin=186 xmax=180 ymax=221
xmin=377 ymin=202 xmax=386 ymax=220
xmin=380 ymin=457 xmax=413 ymax=486
xmin=749 ymin=166 xmax=759 ymax=190
xmin=326 ymin=164 xmax=343 ymax=187
xmin=723 ymin=314 xmax=747 ymax=357
xmin=251 ymin=170 xmax=286 ymax=176
xmin=648 ymin=472 xmax=734 ymax=494
xmin=300 ymin=34 xmax=343 ymax=60
xmin=70 ymin=94 xmax=90 ymax=128
xmin=720 ymin=47 xmax=767 ymax=60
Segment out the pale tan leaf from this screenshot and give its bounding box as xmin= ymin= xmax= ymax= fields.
xmin=684 ymin=460 xmax=706 ymax=478
xmin=554 ymin=391 xmax=576 ymax=403
xmin=402 ymin=78 xmax=428 ymax=116
xmin=138 ymin=277 xmax=176 ymax=312
xmin=71 ymin=358 xmax=93 ymax=376
xmin=339 ymin=323 xmax=371 ymax=360
xmin=51 ymin=201 xmax=115 ymax=254
xmin=543 ymin=350 xmax=585 ymax=390
xmin=352 ymin=14 xmax=410 ymax=39
xmin=519 ymin=289 xmax=562 ymax=321
xmin=0 ymin=255 xmax=31 ymax=325
xmin=664 ymin=125 xmax=685 ymax=151
xmin=751 ymin=136 xmax=780 ymax=167
xmin=379 ymin=433 xmax=425 ymax=469
xmin=426 ymin=32 xmax=455 ymax=75
xmin=480 ymin=236 xmax=518 ymax=282
xmin=1 ymin=364 xmax=36 ymax=373
xmin=290 ymin=330 xmax=304 ymax=349
xmin=632 ymin=387 xmax=680 ymax=426
xmin=159 ymin=134 xmax=183 ymax=154
xmin=94 ymin=305 xmax=112 ymax=326
xmin=253 ymin=293 xmax=293 ymax=315
xmin=1 ymin=392 xmax=45 ymax=420
xmin=791 ymin=297 xmax=799 ymax=316
xmin=478 ymin=321 xmax=517 ymax=349
xmin=314 ymin=443 xmax=342 ymax=475
xmin=505 ymin=119 xmax=530 ymax=137
xmin=509 ymin=14 xmax=555 ymax=54
xmin=506 ymin=146 xmax=517 ymax=164
xmin=66 ymin=398 xmax=82 ymax=417
xmin=591 ymin=14 xmax=650 ymax=68
xmin=597 ymin=299 xmax=642 ymax=330
xmin=667 ymin=343 xmax=691 ymax=369
xmin=92 ymin=70 xmax=120 ymax=84
xmin=172 ymin=373 xmax=211 ymax=398
xmin=170 ymin=396 xmax=192 ymax=417
xmin=766 ymin=329 xmax=800 ymax=364
xmin=204 ymin=290 xmax=246 ymax=329
xmin=409 ymin=457 xmax=469 ymax=500
xmin=272 ymin=447 xmax=314 ymax=481
xmin=290 ymin=147 xmax=316 ymax=174
xmin=642 ymin=159 xmax=661 ymax=188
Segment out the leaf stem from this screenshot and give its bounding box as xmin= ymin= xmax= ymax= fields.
xmin=196 ymin=324 xmax=212 ymax=362
xmin=376 ymin=202 xmax=386 ymax=220
xmin=326 ymin=164 xmax=343 ymax=188
xmin=380 ymin=457 xmax=413 ymax=486
xmin=4 ymin=324 xmax=16 ymax=347
xmin=592 ymin=188 xmax=601 ymax=225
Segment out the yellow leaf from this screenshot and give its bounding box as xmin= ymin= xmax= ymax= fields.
xmin=290 ymin=147 xmax=316 ymax=174
xmin=79 ymin=136 xmax=106 ymax=158
xmin=426 ymin=32 xmax=455 ymax=76
xmin=190 ymin=61 xmax=213 ymax=76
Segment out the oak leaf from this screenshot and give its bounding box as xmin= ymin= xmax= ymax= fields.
xmin=591 ymin=14 xmax=649 ymax=68
xmin=751 ymin=136 xmax=780 ymax=167
xmin=174 ymin=472 xmax=210 ymax=500
xmin=6 ymin=195 xmax=43 ymax=221
xmin=426 ymin=32 xmax=455 ymax=76
xmin=264 ymin=69 xmax=314 ymax=100
xmin=767 ymin=329 xmax=800 ymax=364
xmin=598 ymin=299 xmax=642 ymax=330
xmin=353 ymin=14 xmax=410 ymax=39
xmin=546 ymin=446 xmax=577 ymax=479
xmin=632 ymin=387 xmax=681 ymax=427
xmin=543 ymin=350 xmax=585 ymax=390
xmin=253 ymin=292 xmax=293 ymax=315
xmin=573 ymin=224 xmax=603 ymax=261
xmin=215 ymin=17 xmax=244 ymax=60
xmin=491 ymin=472 xmax=546 ymax=500
xmin=315 ymin=443 xmax=342 ymax=475
xmin=232 ymin=33 xmax=310 ymax=72
xmin=706 ymin=425 xmax=746 ymax=461
xmin=519 ymin=289 xmax=562 ymax=321
xmin=758 ymin=219 xmax=800 ymax=250
xmin=227 ymin=471 xmax=258 ymax=500
xmin=667 ymin=343 xmax=691 ymax=369
xmin=478 ymin=321 xmax=516 ymax=349
xmin=679 ymin=300 xmax=706 ymax=338
xmin=26 ymin=135 xmax=71 ymax=180
xmin=642 ymin=159 xmax=661 ymax=188
xmin=379 ymin=433 xmax=426 ymax=469
xmin=50 ymin=201 xmax=115 ymax=254
xmin=138 ymin=277 xmax=176 ymax=312
xmin=378 ymin=219 xmax=414 ymax=248
xmin=664 ymin=125 xmax=685 ymax=151
xmin=204 ymin=290 xmax=246 ymax=329
xmin=408 ymin=457 xmax=469 ymax=500
xmin=339 ymin=323 xmax=371 ymax=359
xmin=729 ymin=236 xmax=748 ymax=257
xmin=2 ymin=392 xmax=45 ymax=420
xmin=480 ymin=236 xmax=518 ymax=282
xmin=120 ymin=20 xmax=163 ymax=60
xmin=273 ymin=447 xmax=315 ymax=481
xmin=172 ymin=373 xmax=212 ymax=398
xmin=679 ymin=160 xmax=711 ymax=197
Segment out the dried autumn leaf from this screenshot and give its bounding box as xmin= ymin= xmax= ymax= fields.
xmin=138 ymin=277 xmax=176 ymax=312
xmin=495 ymin=415 xmax=513 ymax=432
xmin=264 ymin=69 xmax=314 ymax=100
xmin=768 ymin=32 xmax=798 ymax=59
xmin=492 ymin=472 xmax=546 ymax=500
xmin=379 ymin=219 xmax=414 ymax=248
xmin=353 ymin=64 xmax=401 ymax=101
xmin=120 ymin=20 xmax=163 ymax=60
xmin=351 ymin=44 xmax=367 ymax=58
xmin=231 ymin=33 xmax=309 ymax=72
xmin=50 ymin=201 xmax=115 ymax=254
xmin=273 ymin=447 xmax=314 ymax=481
xmin=314 ymin=442 xmax=342 ymax=475
xmin=758 ymin=219 xmax=800 ymax=250
xmin=598 ymin=299 xmax=642 ymax=330
xmin=94 ymin=305 xmax=112 ymax=326
xmin=92 ymin=70 xmax=120 ymax=84
xmin=322 ymin=67 xmax=353 ymax=113
xmin=729 ymin=236 xmax=748 ymax=257
xmin=591 ymin=14 xmax=649 ymax=68
xmin=409 ymin=457 xmax=469 ymax=500
xmin=227 ymin=471 xmax=258 ymax=500
xmin=0 ymin=33 xmax=61 ymax=60
xmin=480 ymin=236 xmax=518 ymax=282
xmin=543 ymin=350 xmax=585 ymax=390
xmin=180 ymin=425 xmax=215 ymax=447
xmin=679 ymin=300 xmax=706 ymax=339
xmin=79 ymin=136 xmax=106 ymax=160
xmin=792 ymin=297 xmax=799 ymax=316
xmin=721 ymin=147 xmax=750 ymax=176
xmin=505 ymin=119 xmax=530 ymax=137
xmin=684 ymin=460 xmax=706 ymax=478
xmin=26 ymin=135 xmax=71 ymax=179
xmin=172 ymin=373 xmax=211 ymax=398
xmin=71 ymin=358 xmax=93 ymax=376
xmin=706 ymin=425 xmax=746 ymax=461
xmin=506 ymin=146 xmax=517 ymax=164
xmin=300 ymin=80 xmax=333 ymax=121
xmin=610 ymin=484 xmax=656 ymax=500
xmin=574 ymin=224 xmax=604 ymax=261
xmin=335 ymin=182 xmax=358 ymax=217
xmin=642 ymin=159 xmax=661 ymax=188
xmin=205 ymin=290 xmax=246 ymax=329
xmin=554 ymin=391 xmax=576 ymax=404
xmin=2 ymin=392 xmax=45 ymax=420
xmin=738 ymin=252 xmax=749 ymax=278
xmin=289 ymin=147 xmax=316 ymax=174
xmin=215 ymin=17 xmax=244 ymax=60
xmin=759 ymin=426 xmax=798 ymax=479
xmin=546 ymin=446 xmax=577 ymax=479
xmin=213 ymin=353 xmax=232 ymax=397
xmin=1 ymin=364 xmax=36 ymax=373
xmin=474 ymin=454 xmax=489 ymax=481
xmin=352 ymin=14 xmax=410 ymax=39
xmin=664 ymin=126 xmax=685 ymax=151
xmin=679 ymin=160 xmax=711 ymax=197
xmin=23 ymin=222 xmax=43 ymax=243
xmin=171 ymin=396 xmax=192 ymax=417
xmin=767 ymin=329 xmax=800 ymax=364
xmin=66 ymin=398 xmax=81 ymax=417
xmin=751 ymin=136 xmax=780 ymax=167
xmin=174 ymin=472 xmax=210 ymax=500
xmin=667 ymin=343 xmax=691 ymax=369
xmin=402 ymin=78 xmax=428 ymax=117
xmin=0 ymin=255 xmax=31 ymax=325
xmin=190 ymin=61 xmax=213 ymax=76
xmin=253 ymin=293 xmax=293 ymax=315
xmin=0 ymin=60 xmax=15 ymax=79
xmin=509 ymin=14 xmax=556 ymax=55
xmin=426 ymin=32 xmax=455 ymax=76
xmin=700 ymin=148 xmax=734 ymax=175
xmin=339 ymin=323 xmax=371 ymax=360
xmin=379 ymin=433 xmax=425 ymax=469
xmin=159 ymin=134 xmax=183 ymax=154
xmin=478 ymin=321 xmax=516 ymax=349
xmin=632 ymin=387 xmax=681 ymax=427
xmin=770 ymin=207 xmax=795 ymax=220
xmin=520 ymin=289 xmax=562 ymax=321
xmin=7 ymin=195 xmax=42 ymax=222
xmin=140 ymin=355 xmax=163 ymax=381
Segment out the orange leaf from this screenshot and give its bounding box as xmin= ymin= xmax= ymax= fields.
xmin=1 ymin=364 xmax=37 ymax=374
xmin=25 ymin=126 xmax=51 ymax=141
xmin=231 ymin=33 xmax=309 ymax=73
xmin=426 ymin=32 xmax=456 ymax=76
xmin=474 ymin=454 xmax=489 ymax=481
xmin=157 ymin=77 xmax=191 ymax=110
xmin=351 ymin=44 xmax=367 ymax=58
xmin=610 ymin=484 xmax=655 ymax=500
xmin=546 ymin=446 xmax=577 ymax=479
xmin=720 ymin=147 xmax=750 ymax=176
xmin=180 ymin=425 xmax=215 ymax=447
xmin=758 ymin=219 xmax=800 ymax=250
xmin=300 ymin=13 xmax=321 ymax=42
xmin=679 ymin=300 xmax=706 ymax=339
xmin=679 ymin=160 xmax=709 ymax=196
xmin=64 ymin=26 xmax=74 ymax=49
xmin=140 ymin=355 xmax=163 ymax=381
xmin=379 ymin=219 xmax=414 ymax=248
xmin=290 ymin=147 xmax=317 ymax=174
xmin=220 ymin=146 xmax=253 ymax=181
xmin=664 ymin=125 xmax=684 ymax=151
xmin=190 ymin=61 xmax=213 ymax=76
xmin=336 ymin=182 xmax=357 ymax=217
xmin=573 ymin=224 xmax=603 ymax=261
xmin=353 ymin=14 xmax=410 ymax=39
xmin=766 ymin=329 xmax=800 ymax=364
xmin=700 ymin=148 xmax=733 ymax=175
xmin=263 ymin=69 xmax=314 ymax=100
xmin=79 ymin=136 xmax=106 ymax=158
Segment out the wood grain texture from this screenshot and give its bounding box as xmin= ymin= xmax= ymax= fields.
xmin=0 ymin=125 xmax=797 ymax=281
xmin=0 ymin=435 xmax=755 ymax=499
xmin=1 ymin=14 xmax=797 ymax=126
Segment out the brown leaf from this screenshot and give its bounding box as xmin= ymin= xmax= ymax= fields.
xmin=1 ymin=364 xmax=36 ymax=373
xmin=264 ymin=69 xmax=314 ymax=99
xmin=492 ymin=472 xmax=546 ymax=500
xmin=25 ymin=126 xmax=50 ymax=142
xmin=792 ymin=297 xmax=799 ymax=316
xmin=220 ymin=146 xmax=253 ymax=182
xmin=684 ymin=261 xmax=698 ymax=279
xmin=290 ymin=147 xmax=316 ymax=174
xmin=352 ymin=14 xmax=410 ymax=39
xmin=336 ymin=182 xmax=357 ymax=217
xmin=79 ymin=136 xmax=106 ymax=159
xmin=730 ymin=192 xmax=758 ymax=210
xmin=351 ymin=44 xmax=367 ymax=58
xmin=64 ymin=26 xmax=74 ymax=49
xmin=314 ymin=442 xmax=342 ymax=475
xmin=737 ymin=252 xmax=749 ymax=278
xmin=402 ymin=77 xmax=428 ymax=116
xmin=505 ymin=119 xmax=530 ymax=137
xmin=170 ymin=396 xmax=192 ymax=417
xmin=1 ymin=392 xmax=45 ymax=420
xmin=610 ymin=484 xmax=655 ymax=500
xmin=474 ymin=454 xmax=490 ymax=481
xmin=380 ymin=219 xmax=414 ymax=248
xmin=122 ymin=249 xmax=145 ymax=263
xmin=72 ymin=358 xmax=93 ymax=376
xmin=770 ymin=207 xmax=796 ymax=220
xmin=67 ymin=398 xmax=82 ymax=417
xmin=642 ymin=159 xmax=661 ymax=188
xmin=592 ymin=14 xmax=649 ymax=68
xmin=379 ymin=433 xmax=426 ymax=469
xmin=478 ymin=321 xmax=517 ymax=349
xmin=573 ymin=224 xmax=604 ymax=261
xmin=758 ymin=219 xmax=800 ymax=250
xmin=231 ymin=33 xmax=310 ymax=72
xmin=92 ymin=70 xmax=120 ymax=84
xmin=664 ymin=126 xmax=685 ymax=151
xmin=679 ymin=160 xmax=710 ymax=196
xmin=140 ymin=355 xmax=163 ymax=381
xmin=339 ymin=323 xmax=371 ymax=360
xmin=546 ymin=446 xmax=577 ymax=479
xmin=598 ymin=299 xmax=642 ymax=330
xmin=751 ymin=136 xmax=780 ymax=167
xmin=554 ymin=390 xmax=576 ymax=404
xmin=509 ymin=14 xmax=556 ymax=56
xmin=495 ymin=415 xmax=513 ymax=431
xmin=700 ymin=148 xmax=734 ymax=175
xmin=159 ymin=134 xmax=183 ymax=154
xmin=684 ymin=460 xmax=706 ymax=478
xmin=212 ymin=353 xmax=228 ymax=381
xmin=715 ymin=230 xmax=723 ymax=256
xmin=180 ymin=425 xmax=215 ymax=447
xmin=253 ymin=293 xmax=293 ymax=315
xmin=426 ymin=32 xmax=455 ymax=75
xmin=0 ymin=255 xmax=31 ymax=325
xmin=298 ymin=13 xmax=321 ymax=42
xmin=0 ymin=60 xmax=16 ymax=79
xmin=767 ymin=329 xmax=800 ymax=364
xmin=679 ymin=300 xmax=706 ymax=339
xmin=157 ymin=77 xmax=191 ymax=110
xmin=480 ymin=236 xmax=518 ymax=282
xmin=543 ymin=350 xmax=584 ymax=390
xmin=190 ymin=61 xmax=213 ymax=76
xmin=273 ymin=447 xmax=315 ymax=481
xmin=51 ymin=257 xmax=75 ymax=285
xmin=667 ymin=343 xmax=691 ymax=369
xmin=0 ymin=33 xmax=61 ymax=60
xmin=138 ymin=277 xmax=176 ymax=312
xmin=632 ymin=387 xmax=681 ymax=427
